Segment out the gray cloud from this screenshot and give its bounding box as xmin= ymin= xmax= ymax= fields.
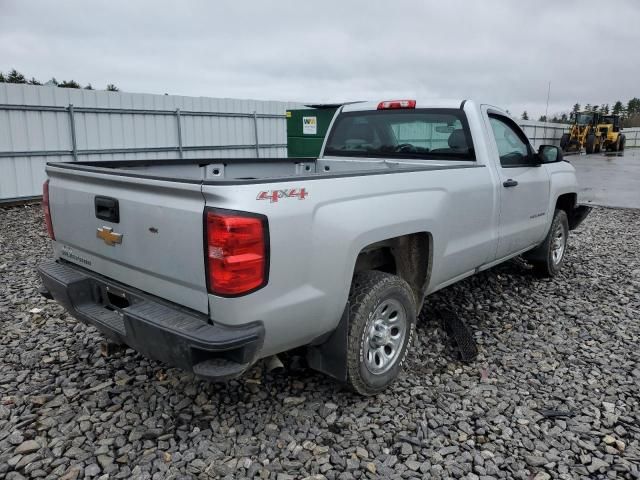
xmin=1 ymin=0 xmax=639 ymax=118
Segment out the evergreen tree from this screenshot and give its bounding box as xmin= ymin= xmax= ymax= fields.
xmin=601 ymin=104 xmax=609 ymax=114
xmin=572 ymin=103 xmax=580 ymax=115
xmin=59 ymin=80 xmax=81 ymax=88
xmin=7 ymin=69 xmax=26 ymax=83
xmin=106 ymin=84 xmax=119 ymax=92
xmin=627 ymin=98 xmax=640 ymax=114
xmin=612 ymin=101 xmax=624 ymax=115
xmin=28 ymin=77 xmax=41 ymax=85
xmin=84 ymin=83 xmax=93 ymax=90
xmin=538 ymin=115 xmax=547 ymax=122
xmin=521 ymin=111 xmax=529 ymax=120
xmin=0 ymin=72 xmax=5 ymax=82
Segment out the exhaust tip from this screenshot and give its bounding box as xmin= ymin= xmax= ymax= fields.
xmin=265 ymin=355 xmax=284 ymax=373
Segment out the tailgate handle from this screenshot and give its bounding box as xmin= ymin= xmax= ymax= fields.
xmin=95 ymin=196 xmax=120 ymax=223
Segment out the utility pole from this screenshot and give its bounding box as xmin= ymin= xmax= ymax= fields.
xmin=544 ymin=81 xmax=551 ymax=144
xmin=545 ymin=81 xmax=551 ymax=120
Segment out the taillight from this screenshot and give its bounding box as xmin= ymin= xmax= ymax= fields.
xmin=377 ymin=99 xmax=416 ymax=110
xmin=42 ymin=180 xmax=55 ymax=240
xmin=205 ymin=209 xmax=268 ymax=296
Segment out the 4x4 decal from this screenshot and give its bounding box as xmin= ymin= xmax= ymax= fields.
xmin=257 ymin=188 xmax=308 ymax=203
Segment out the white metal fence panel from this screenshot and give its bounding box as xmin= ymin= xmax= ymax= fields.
xmin=518 ymin=120 xmax=569 ymax=149
xmin=621 ymin=127 xmax=640 ymax=148
xmin=519 ymin=121 xmax=640 ymax=149
xmin=0 ymin=84 xmax=300 ymax=201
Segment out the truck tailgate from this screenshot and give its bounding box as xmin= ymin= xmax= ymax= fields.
xmin=47 ymin=169 xmax=208 ymax=313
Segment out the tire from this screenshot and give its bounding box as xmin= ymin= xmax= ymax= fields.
xmin=595 ymin=141 xmax=601 ymax=154
xmin=585 ymin=134 xmax=595 ymax=154
xmin=346 ymin=270 xmax=416 ymax=396
xmin=611 ymin=136 xmax=620 ymax=152
xmin=619 ymin=135 xmax=626 ymax=152
xmin=525 ymin=209 xmax=569 ymax=277
xmin=560 ymin=133 xmax=570 ymax=151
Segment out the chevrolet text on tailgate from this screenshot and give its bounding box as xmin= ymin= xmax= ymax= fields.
xmin=39 ymin=99 xmax=590 ymax=395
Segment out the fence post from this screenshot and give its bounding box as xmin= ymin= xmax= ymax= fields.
xmin=253 ymin=111 xmax=260 ymax=158
xmin=68 ymin=104 xmax=78 ymax=161
xmin=175 ymin=108 xmax=183 ymax=159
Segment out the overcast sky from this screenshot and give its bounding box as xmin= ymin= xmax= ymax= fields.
xmin=1 ymin=0 xmax=638 ymax=118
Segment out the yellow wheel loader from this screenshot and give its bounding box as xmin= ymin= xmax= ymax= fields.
xmin=560 ymin=111 xmax=601 ymax=154
xmin=597 ymin=115 xmax=626 ymax=153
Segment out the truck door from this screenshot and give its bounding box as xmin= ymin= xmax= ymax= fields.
xmin=485 ymin=113 xmax=551 ymax=259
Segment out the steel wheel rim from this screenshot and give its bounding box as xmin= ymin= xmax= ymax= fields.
xmin=364 ymin=298 xmax=407 ymax=375
xmin=551 ymin=223 xmax=566 ymax=264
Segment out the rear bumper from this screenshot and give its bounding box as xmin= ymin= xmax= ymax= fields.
xmin=38 ymin=260 xmax=264 ymax=381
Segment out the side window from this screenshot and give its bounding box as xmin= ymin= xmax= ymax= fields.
xmin=489 ymin=115 xmax=532 ymax=167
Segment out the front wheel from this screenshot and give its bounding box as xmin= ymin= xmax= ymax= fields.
xmin=346 ymin=271 xmax=416 ymax=395
xmin=524 ymin=209 xmax=569 ymax=277
xmin=585 ymin=134 xmax=595 ymax=154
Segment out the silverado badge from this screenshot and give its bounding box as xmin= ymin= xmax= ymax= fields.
xmin=97 ymin=226 xmax=123 ymax=246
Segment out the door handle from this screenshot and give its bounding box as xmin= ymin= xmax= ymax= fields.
xmin=503 ymin=179 xmax=518 ymax=188
xmin=95 ymin=196 xmax=120 ymax=223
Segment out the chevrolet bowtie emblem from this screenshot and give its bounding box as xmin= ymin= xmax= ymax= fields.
xmin=97 ymin=226 xmax=123 ymax=246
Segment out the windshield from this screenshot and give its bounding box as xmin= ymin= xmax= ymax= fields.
xmin=324 ymin=108 xmax=475 ymax=160
xmin=576 ymin=113 xmax=594 ymax=125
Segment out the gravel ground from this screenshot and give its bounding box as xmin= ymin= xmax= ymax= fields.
xmin=1 ymin=204 xmax=639 ymax=480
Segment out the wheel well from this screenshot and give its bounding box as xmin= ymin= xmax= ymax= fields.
xmin=555 ymin=193 xmax=576 ymax=214
xmin=354 ymin=232 xmax=431 ymax=309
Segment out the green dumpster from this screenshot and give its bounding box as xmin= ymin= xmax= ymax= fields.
xmin=286 ymin=106 xmax=338 ymax=158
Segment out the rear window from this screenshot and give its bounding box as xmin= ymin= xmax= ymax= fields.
xmin=324 ymin=108 xmax=475 ymax=160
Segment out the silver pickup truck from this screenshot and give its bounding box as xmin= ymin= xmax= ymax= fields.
xmin=39 ymin=99 xmax=590 ymax=395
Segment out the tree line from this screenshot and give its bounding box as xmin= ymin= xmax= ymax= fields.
xmin=521 ymin=98 xmax=640 ymax=127
xmin=0 ymin=68 xmax=119 ymax=92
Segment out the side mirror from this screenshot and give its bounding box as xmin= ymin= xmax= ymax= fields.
xmin=538 ymin=144 xmax=563 ymax=163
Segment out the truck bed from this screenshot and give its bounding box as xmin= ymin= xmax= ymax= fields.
xmin=47 ymin=157 xmax=477 ymax=184
xmin=43 ymin=155 xmax=478 ymax=317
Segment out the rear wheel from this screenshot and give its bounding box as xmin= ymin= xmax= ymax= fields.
xmin=611 ymin=136 xmax=620 ymax=152
xmin=560 ymin=133 xmax=570 ymax=151
xmin=346 ymin=271 xmax=416 ymax=396
xmin=619 ymin=135 xmax=625 ymax=152
xmin=611 ymin=135 xmax=623 ymax=152
xmin=524 ymin=209 xmax=569 ymax=277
